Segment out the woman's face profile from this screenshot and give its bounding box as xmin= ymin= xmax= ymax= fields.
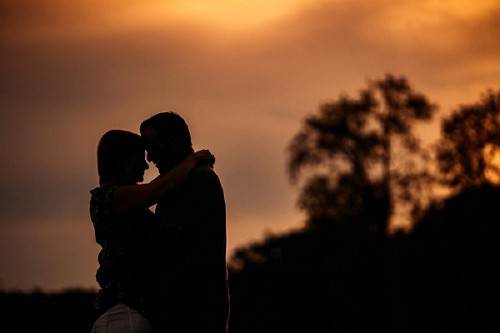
xmin=120 ymin=150 xmax=149 ymax=184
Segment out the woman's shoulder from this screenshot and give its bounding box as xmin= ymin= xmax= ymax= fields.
xmin=89 ymin=186 xmax=120 ymax=220
xmin=90 ymin=185 xmax=120 ymax=202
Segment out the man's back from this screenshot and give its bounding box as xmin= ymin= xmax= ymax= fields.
xmin=155 ymin=165 xmax=229 ymax=332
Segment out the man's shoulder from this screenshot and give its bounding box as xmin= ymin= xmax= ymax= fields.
xmin=184 ymin=165 xmax=224 ymax=197
xmin=189 ymin=165 xmax=221 ymax=184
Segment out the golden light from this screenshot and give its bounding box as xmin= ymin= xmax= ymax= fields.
xmin=484 ymin=143 xmax=500 ymax=184
xmin=426 ymin=0 xmax=499 ymax=18
xmin=119 ymin=0 xmax=309 ymax=30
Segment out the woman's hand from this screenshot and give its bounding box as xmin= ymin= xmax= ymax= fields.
xmin=194 ymin=149 xmax=216 ymax=167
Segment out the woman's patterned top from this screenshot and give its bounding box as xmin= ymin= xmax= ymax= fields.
xmin=89 ymin=185 xmax=158 ymax=329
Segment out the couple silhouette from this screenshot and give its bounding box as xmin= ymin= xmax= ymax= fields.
xmin=89 ymin=112 xmax=229 ymax=333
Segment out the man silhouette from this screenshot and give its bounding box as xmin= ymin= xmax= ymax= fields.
xmin=140 ymin=112 xmax=229 ymax=333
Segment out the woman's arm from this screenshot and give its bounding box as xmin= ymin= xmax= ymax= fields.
xmin=113 ymin=150 xmax=214 ymax=213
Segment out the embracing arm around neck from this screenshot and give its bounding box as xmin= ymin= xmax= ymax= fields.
xmin=113 ymin=150 xmax=213 ymax=214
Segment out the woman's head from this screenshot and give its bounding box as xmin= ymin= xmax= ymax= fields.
xmin=97 ymin=130 xmax=149 ymax=185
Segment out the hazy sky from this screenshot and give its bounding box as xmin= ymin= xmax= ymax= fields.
xmin=1 ymin=0 xmax=499 ymax=291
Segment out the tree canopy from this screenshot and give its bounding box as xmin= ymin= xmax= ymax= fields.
xmin=288 ymin=74 xmax=436 ymax=233
xmin=437 ymin=89 xmax=500 ymax=191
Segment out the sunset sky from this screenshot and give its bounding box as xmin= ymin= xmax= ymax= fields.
xmin=1 ymin=0 xmax=499 ymax=291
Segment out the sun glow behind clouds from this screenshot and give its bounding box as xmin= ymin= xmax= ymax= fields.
xmin=7 ymin=0 xmax=499 ymax=41
xmin=1 ymin=0 xmax=310 ymax=40
xmin=119 ymin=0 xmax=308 ymax=30
xmin=382 ymin=0 xmax=499 ymax=32
xmin=117 ymin=0 xmax=499 ymax=27
xmin=426 ymin=0 xmax=499 ymax=18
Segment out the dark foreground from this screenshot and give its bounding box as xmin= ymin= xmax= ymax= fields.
xmin=2 ymin=186 xmax=500 ymax=333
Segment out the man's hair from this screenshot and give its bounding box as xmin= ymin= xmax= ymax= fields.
xmin=97 ymin=129 xmax=143 ymax=185
xmin=140 ymin=112 xmax=192 ymax=148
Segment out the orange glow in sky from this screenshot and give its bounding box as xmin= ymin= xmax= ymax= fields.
xmin=484 ymin=143 xmax=500 ymax=184
xmin=144 ymin=0 xmax=305 ymax=27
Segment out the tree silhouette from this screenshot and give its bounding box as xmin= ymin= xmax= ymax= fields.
xmin=437 ymin=89 xmax=500 ymax=191
xmin=288 ymin=74 xmax=436 ymax=233
xmin=228 ymin=76 xmax=500 ymax=333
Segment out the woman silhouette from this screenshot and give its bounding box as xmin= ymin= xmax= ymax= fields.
xmin=89 ymin=129 xmax=214 ymax=333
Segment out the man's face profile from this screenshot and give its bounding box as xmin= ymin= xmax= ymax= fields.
xmin=141 ymin=127 xmax=174 ymax=174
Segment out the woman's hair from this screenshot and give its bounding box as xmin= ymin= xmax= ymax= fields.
xmin=97 ymin=129 xmax=144 ymax=185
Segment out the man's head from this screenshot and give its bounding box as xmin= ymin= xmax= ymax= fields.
xmin=140 ymin=112 xmax=194 ymax=174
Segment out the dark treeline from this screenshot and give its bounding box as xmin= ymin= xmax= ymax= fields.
xmin=2 ymin=75 xmax=500 ymax=332
xmin=0 ymin=289 xmax=96 ymax=332
xmin=229 ymin=185 xmax=500 ymax=332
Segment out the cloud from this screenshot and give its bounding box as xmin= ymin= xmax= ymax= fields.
xmin=2 ymin=0 xmax=500 ymax=222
